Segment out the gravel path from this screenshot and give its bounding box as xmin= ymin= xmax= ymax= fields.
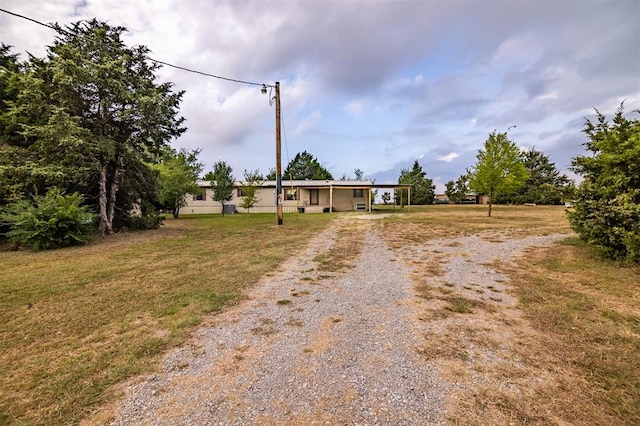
xmin=106 ymin=217 xmax=565 ymax=425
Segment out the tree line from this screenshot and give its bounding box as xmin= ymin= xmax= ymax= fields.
xmin=1 ymin=20 xmax=637 ymax=262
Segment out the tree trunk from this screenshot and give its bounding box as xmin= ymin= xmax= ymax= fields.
xmin=488 ymin=192 xmax=493 ymax=217
xmin=105 ymin=156 xmax=123 ymax=234
xmin=98 ymin=164 xmax=109 ymax=235
xmin=221 ymin=201 xmax=225 ymax=216
xmin=172 ymin=198 xmax=181 ymax=219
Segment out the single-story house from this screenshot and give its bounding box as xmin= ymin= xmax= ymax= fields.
xmin=180 ymin=180 xmax=412 ymax=215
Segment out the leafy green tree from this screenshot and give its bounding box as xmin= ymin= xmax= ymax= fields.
xmin=283 ymin=151 xmax=333 ymax=180
xmin=4 ymin=20 xmax=186 ymax=235
xmin=154 ymin=148 xmax=203 ymax=219
xmin=354 ymin=168 xmax=364 ymax=180
xmin=568 ymin=105 xmax=640 ymax=262
xmin=370 ymin=178 xmax=378 ymax=205
xmin=468 ymin=131 xmax=529 ymax=216
xmin=445 ymin=174 xmax=469 ymax=204
xmin=444 ymin=180 xmax=455 ymax=202
xmin=206 ymin=161 xmax=234 ymax=215
xmin=0 ymin=188 xmax=94 ymax=250
xmin=558 ymin=182 xmax=577 ymax=204
xmin=240 ymin=169 xmax=264 ymax=213
xmin=395 ymin=160 xmax=435 ymax=205
xmin=381 ymin=192 xmax=391 ymax=205
xmin=496 ymin=148 xmax=571 ymax=205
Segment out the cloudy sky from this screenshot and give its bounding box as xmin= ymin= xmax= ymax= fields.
xmin=1 ymin=0 xmax=638 ymax=191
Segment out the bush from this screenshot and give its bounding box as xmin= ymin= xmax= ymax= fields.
xmin=127 ymin=212 xmax=165 ymax=230
xmin=0 ymin=188 xmax=95 ymax=250
xmin=568 ymin=105 xmax=640 ymax=263
xmin=569 ymin=194 xmax=640 ymax=262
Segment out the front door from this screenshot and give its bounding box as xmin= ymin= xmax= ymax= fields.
xmin=310 ymin=189 xmax=319 ymax=205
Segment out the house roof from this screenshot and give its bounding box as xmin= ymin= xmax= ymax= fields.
xmin=196 ymin=179 xmax=411 ymax=189
xmin=264 ymin=180 xmax=374 ymax=188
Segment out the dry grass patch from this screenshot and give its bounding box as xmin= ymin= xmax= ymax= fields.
xmin=0 ymin=212 xmax=333 ymax=425
xmin=382 ymin=205 xmax=571 ymax=248
xmin=384 ymin=206 xmax=640 ymax=424
xmin=313 ymin=219 xmax=366 ymax=273
xmin=286 ymin=318 xmax=304 ymax=327
xmin=447 ymin=238 xmax=640 ymax=425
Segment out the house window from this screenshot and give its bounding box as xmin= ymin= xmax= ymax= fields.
xmin=237 ymin=188 xmax=246 ymax=197
xmin=194 ymin=190 xmax=205 ymax=201
xmin=284 ymin=188 xmax=297 ymax=200
xmin=353 ymin=189 xmax=364 ymax=198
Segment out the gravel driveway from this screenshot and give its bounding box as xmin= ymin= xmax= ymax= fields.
xmin=105 ymin=215 xmax=564 ymax=425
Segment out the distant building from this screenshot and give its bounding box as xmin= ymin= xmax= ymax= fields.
xmin=433 ymin=194 xmax=491 ymax=204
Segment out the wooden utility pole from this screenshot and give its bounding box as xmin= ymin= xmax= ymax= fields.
xmin=275 ymin=82 xmax=283 ymax=225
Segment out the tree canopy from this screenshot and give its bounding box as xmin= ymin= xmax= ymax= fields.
xmin=282 ymin=151 xmax=333 ymax=180
xmin=0 ymin=21 xmax=186 ymax=235
xmin=154 ymin=148 xmax=203 ymax=219
xmin=239 ymin=169 xmax=264 ymax=213
xmin=496 ymin=148 xmax=571 ymax=205
xmin=445 ymin=174 xmax=469 ymax=204
xmin=568 ymin=105 xmax=640 ymax=262
xmin=468 ymin=131 xmax=529 ymax=216
xmin=396 ymin=160 xmax=435 ymax=205
xmin=205 ymin=161 xmax=234 ymax=215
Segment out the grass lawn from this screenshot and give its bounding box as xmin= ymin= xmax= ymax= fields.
xmin=0 ymin=212 xmax=333 ymax=424
xmin=381 ymin=205 xmax=640 ymax=425
xmin=1 ymin=205 xmax=638 ymax=424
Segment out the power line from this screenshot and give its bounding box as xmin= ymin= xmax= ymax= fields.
xmin=147 ymin=58 xmax=267 ymax=87
xmin=281 ymin=111 xmax=290 ymax=166
xmin=0 ymin=7 xmax=273 ymax=88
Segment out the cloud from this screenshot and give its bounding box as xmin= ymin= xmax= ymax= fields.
xmin=1 ymin=0 xmax=637 ymax=186
xmin=344 ymin=100 xmax=365 ymax=117
xmin=293 ymin=110 xmax=322 ymax=136
xmin=438 ymin=153 xmax=460 ymax=163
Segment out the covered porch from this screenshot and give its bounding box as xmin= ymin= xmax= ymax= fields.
xmin=290 ymin=182 xmax=412 ymax=213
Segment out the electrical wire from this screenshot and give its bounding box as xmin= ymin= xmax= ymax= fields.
xmin=0 ymin=7 xmax=273 ymax=88
xmin=281 ymin=113 xmax=291 ymax=171
xmin=280 ymin=111 xmax=299 ymax=213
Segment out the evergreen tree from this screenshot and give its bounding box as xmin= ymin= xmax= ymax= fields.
xmin=569 ymin=104 xmax=640 ymax=262
xmin=1 ymin=21 xmax=186 ymax=234
xmin=496 ymin=149 xmax=571 ymax=205
xmin=283 ymin=151 xmax=333 ymax=180
xmin=395 ymin=160 xmax=435 ymax=205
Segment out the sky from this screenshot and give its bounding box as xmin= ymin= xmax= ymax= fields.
xmin=1 ymin=0 xmax=639 ymax=192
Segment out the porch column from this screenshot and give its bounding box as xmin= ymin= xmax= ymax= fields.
xmin=408 ymin=187 xmax=411 ymax=212
xmin=368 ymin=188 xmax=372 ymax=212
xmin=330 ymin=185 xmax=333 ymax=213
